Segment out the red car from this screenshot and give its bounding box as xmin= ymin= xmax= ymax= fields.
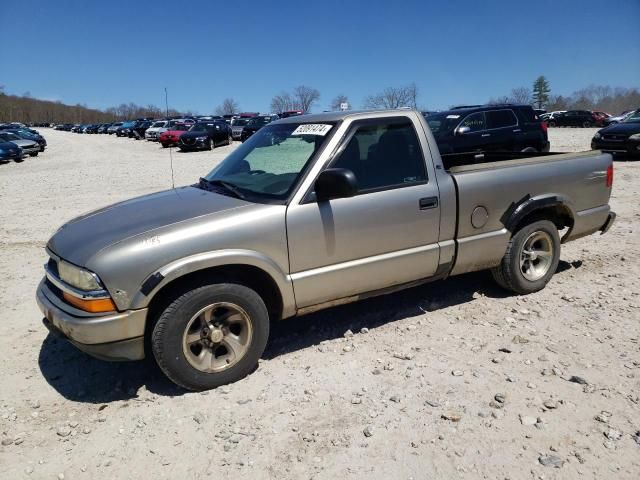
xmin=159 ymin=123 xmax=191 ymax=147
xmin=592 ymin=111 xmax=611 ymax=126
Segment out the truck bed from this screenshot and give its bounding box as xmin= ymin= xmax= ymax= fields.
xmin=443 ymin=149 xmax=613 ymax=276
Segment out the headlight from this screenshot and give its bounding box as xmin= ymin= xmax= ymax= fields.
xmin=593 ymin=132 xmax=601 ymax=140
xmin=196 ymin=136 xmax=208 ymax=141
xmin=629 ymin=133 xmax=640 ymax=140
xmin=58 ymin=260 xmax=102 ymax=291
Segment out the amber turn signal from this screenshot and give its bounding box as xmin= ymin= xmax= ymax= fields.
xmin=63 ymin=293 xmax=117 ymax=313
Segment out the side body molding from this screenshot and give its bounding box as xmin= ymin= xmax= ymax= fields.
xmin=129 ymin=249 xmax=297 ymax=318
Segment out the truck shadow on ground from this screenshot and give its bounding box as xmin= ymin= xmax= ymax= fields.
xmin=37 ymin=260 xmax=580 ymax=403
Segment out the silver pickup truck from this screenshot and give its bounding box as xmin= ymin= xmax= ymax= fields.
xmin=37 ymin=109 xmax=616 ymax=390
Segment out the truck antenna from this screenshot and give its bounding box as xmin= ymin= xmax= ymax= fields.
xmin=165 ymin=87 xmax=175 ymax=189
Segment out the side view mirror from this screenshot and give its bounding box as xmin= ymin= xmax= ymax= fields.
xmin=455 ymin=126 xmax=471 ymax=135
xmin=315 ymin=168 xmax=358 ymax=201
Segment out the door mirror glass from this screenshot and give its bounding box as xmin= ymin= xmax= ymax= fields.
xmin=315 ymin=168 xmax=358 ymax=201
xmin=455 ymin=125 xmax=471 ymax=135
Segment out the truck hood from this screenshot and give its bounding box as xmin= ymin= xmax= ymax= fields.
xmin=47 ymin=186 xmax=249 ymax=266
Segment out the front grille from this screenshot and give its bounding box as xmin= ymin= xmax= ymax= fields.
xmin=603 ymin=135 xmax=627 ymax=141
xmin=181 ymin=137 xmax=195 ymax=145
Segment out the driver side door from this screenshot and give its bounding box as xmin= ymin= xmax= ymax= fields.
xmin=286 ymin=117 xmax=442 ymax=309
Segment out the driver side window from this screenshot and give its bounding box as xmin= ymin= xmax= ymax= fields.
xmin=332 ymin=120 xmax=427 ymax=193
xmin=459 ymin=112 xmax=486 ymax=132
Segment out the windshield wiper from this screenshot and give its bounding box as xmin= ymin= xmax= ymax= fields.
xmin=198 ymin=177 xmax=246 ymax=200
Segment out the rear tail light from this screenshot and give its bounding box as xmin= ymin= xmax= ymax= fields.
xmin=541 ymin=121 xmax=548 ymax=133
xmin=606 ymin=164 xmax=613 ymax=188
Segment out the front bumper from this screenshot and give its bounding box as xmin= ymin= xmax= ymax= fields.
xmin=592 ymin=139 xmax=640 ymax=157
xmin=36 ymin=278 xmax=147 ymax=361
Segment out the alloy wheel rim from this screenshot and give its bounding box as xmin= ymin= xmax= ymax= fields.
xmin=182 ymin=302 xmax=253 ymax=373
xmin=520 ymin=231 xmax=554 ymax=281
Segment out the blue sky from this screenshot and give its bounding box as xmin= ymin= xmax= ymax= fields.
xmin=1 ymin=0 xmax=639 ymax=113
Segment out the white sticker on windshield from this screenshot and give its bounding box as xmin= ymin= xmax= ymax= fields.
xmin=291 ymin=124 xmax=332 ymax=136
xmin=446 ymin=115 xmax=460 ymax=119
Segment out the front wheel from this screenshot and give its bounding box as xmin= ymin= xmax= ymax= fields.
xmin=29 ymin=152 xmax=38 ymax=157
xmin=548 ymin=121 xmax=556 ymax=127
xmin=491 ymin=220 xmax=560 ymax=294
xmin=151 ymin=283 xmax=270 ymax=391
xmin=227 ymin=134 xmax=233 ymax=146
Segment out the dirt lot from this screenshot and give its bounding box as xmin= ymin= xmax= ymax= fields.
xmin=1 ymin=128 xmax=638 ymax=479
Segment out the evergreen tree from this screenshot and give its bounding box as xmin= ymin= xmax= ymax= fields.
xmin=532 ymin=76 xmax=551 ymax=109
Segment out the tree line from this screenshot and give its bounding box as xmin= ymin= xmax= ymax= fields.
xmin=489 ymin=76 xmax=640 ymax=114
xmin=3 ymin=78 xmax=638 ymax=125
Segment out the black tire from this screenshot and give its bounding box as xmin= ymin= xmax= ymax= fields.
xmin=227 ymin=134 xmax=233 ymax=146
xmin=491 ymin=219 xmax=560 ymax=294
xmin=151 ymin=283 xmax=269 ymax=391
xmin=582 ymin=121 xmax=592 ymax=128
xmin=29 ymin=152 xmax=38 ymax=157
xmin=521 ymin=147 xmax=538 ymax=153
xmin=207 ymin=139 xmax=213 ymax=151
xmin=14 ymin=158 xmax=24 ymax=163
xmin=548 ymin=121 xmax=556 ymax=127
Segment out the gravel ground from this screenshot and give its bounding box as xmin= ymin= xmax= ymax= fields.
xmin=0 ymin=128 xmax=638 ymax=479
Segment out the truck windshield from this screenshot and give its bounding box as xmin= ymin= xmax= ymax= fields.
xmin=204 ymin=122 xmax=335 ymax=200
xmin=231 ymin=118 xmax=250 ymax=126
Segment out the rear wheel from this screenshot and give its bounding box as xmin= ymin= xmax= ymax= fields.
xmin=491 ymin=220 xmax=560 ymax=294
xmin=582 ymin=121 xmax=592 ymax=128
xmin=207 ymin=139 xmax=213 ymax=150
xmin=227 ymin=134 xmax=233 ymax=146
xmin=151 ymin=283 xmax=269 ymax=391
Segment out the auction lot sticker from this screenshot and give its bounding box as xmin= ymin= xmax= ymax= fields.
xmin=291 ymin=124 xmax=332 ymax=136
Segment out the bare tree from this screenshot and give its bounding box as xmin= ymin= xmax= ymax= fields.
xmin=270 ymin=92 xmax=294 ymax=113
xmin=510 ymin=87 xmax=532 ymax=104
xmin=330 ymin=94 xmax=349 ymax=111
xmin=363 ymin=83 xmax=418 ymax=109
xmin=293 ymin=85 xmax=320 ymax=112
xmin=215 ymin=98 xmax=240 ymax=116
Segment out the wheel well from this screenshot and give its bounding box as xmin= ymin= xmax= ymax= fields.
xmin=146 ymin=264 xmax=284 ymax=333
xmin=512 ymin=204 xmax=574 ymax=235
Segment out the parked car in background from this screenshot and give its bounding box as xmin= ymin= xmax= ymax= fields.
xmin=178 ymin=120 xmax=232 ymax=151
xmin=592 ymin=108 xmax=640 ymax=158
xmin=107 ymin=122 xmax=123 ymax=134
xmin=70 ymin=125 xmax=82 ymax=133
xmin=116 ymin=121 xmax=136 ymax=137
xmin=145 ymin=120 xmax=169 ymax=141
xmin=230 ymin=117 xmax=252 ymax=140
xmin=423 ymin=104 xmax=549 ymax=155
xmin=240 ymin=114 xmax=279 ymax=141
xmin=85 ymin=124 xmax=100 ymax=134
xmin=159 ymin=123 xmax=191 ymax=148
xmin=97 ymin=123 xmax=111 ymax=133
xmin=130 ymin=120 xmax=153 ymax=140
xmin=0 ymin=140 xmax=24 ymax=162
xmin=6 ymin=128 xmax=47 ymax=152
xmin=603 ymin=110 xmax=634 ymax=126
xmin=0 ymin=131 xmax=41 ymax=157
xmin=548 ymin=110 xmax=599 ymax=127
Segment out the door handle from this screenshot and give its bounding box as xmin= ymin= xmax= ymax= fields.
xmin=513 ymin=129 xmax=521 ymax=133
xmin=419 ymin=196 xmax=438 ymax=210
xmin=481 ymin=133 xmax=491 ymax=137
